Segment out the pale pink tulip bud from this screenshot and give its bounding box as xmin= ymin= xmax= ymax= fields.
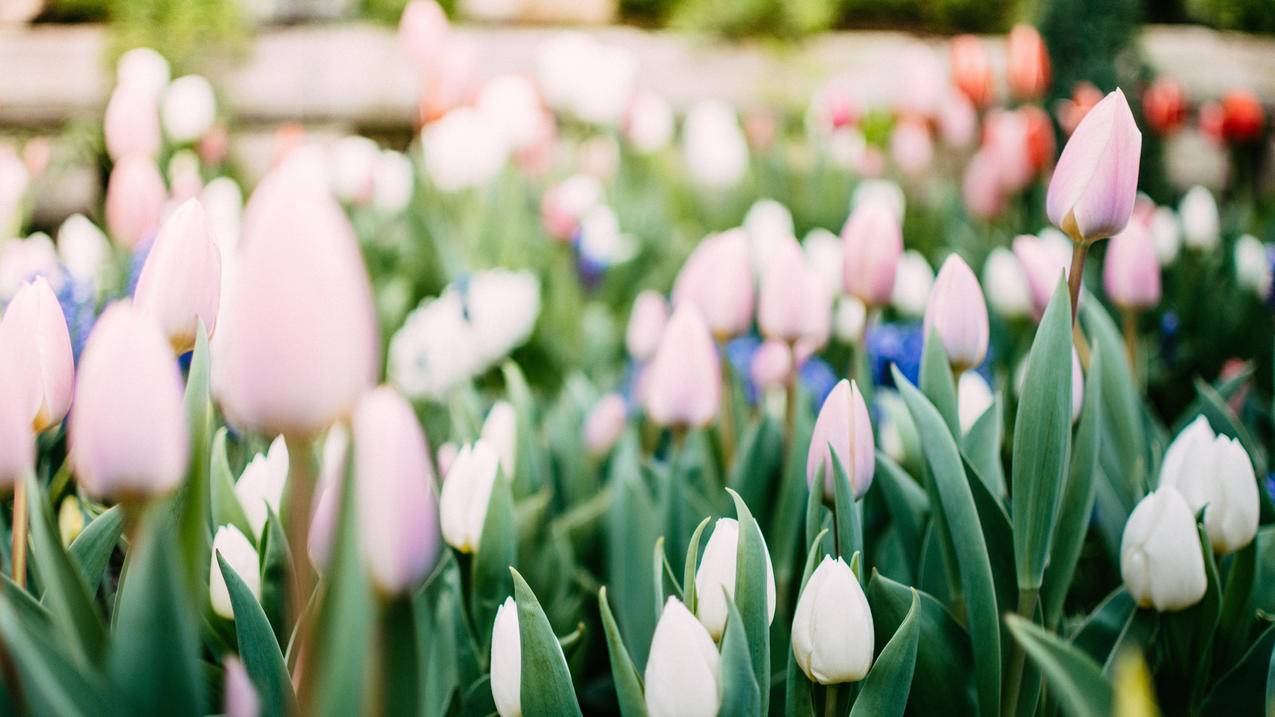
xmin=984 ymin=110 xmax=1034 ymax=193
xmin=939 ymin=93 xmax=977 ymax=148
xmin=841 ymin=196 xmax=903 ymax=307
xmin=759 ymin=236 xmax=831 ymax=353
xmin=584 ymin=392 xmax=627 ymax=457
xmin=1103 ymin=221 xmax=1160 ymax=311
xmin=223 ymin=656 xmax=261 ymax=717
xmin=1071 ymin=349 xmax=1084 ymax=423
xmin=923 ymin=255 xmax=989 ymax=371
xmin=218 ymin=166 xmax=379 ymax=438
xmin=1007 ymin=24 xmax=1051 ymax=100
xmin=750 ymin=340 xmax=793 ymax=392
xmin=642 ymin=305 xmax=721 ymax=429
xmin=896 ymin=44 xmax=946 ymax=118
xmin=103 ymin=83 xmax=161 ymax=162
xmin=69 ymin=302 xmax=188 ymax=501
xmin=673 ymin=229 xmax=755 ymax=339
xmin=116 ymin=48 xmax=170 ymax=98
xmin=133 ymin=198 xmax=222 ymax=354
xmin=399 ymin=0 xmax=451 ymax=69
xmin=0 ymin=347 xmax=35 ymax=490
xmin=105 ymin=154 xmax=166 ymax=250
xmin=0 ymin=277 xmax=74 ymax=431
xmin=890 ymin=119 xmax=934 ymax=177
xmin=626 ymin=290 xmax=669 ymax=362
xmin=963 ymin=149 xmax=1006 ymax=220
xmin=307 ymin=424 xmax=349 ymax=571
xmin=806 ymin=379 xmax=874 ymax=501
xmin=1046 ymin=89 xmax=1143 ymax=243
xmin=436 ymin=441 xmax=460 ymax=478
xmin=57 ymin=214 xmax=110 ymax=288
xmin=161 ymin=75 xmax=217 ymax=145
xmin=1012 ymin=234 xmax=1071 ymax=319
xmin=354 ymin=386 xmax=443 ymax=595
xmin=540 ymin=174 xmax=603 ymax=242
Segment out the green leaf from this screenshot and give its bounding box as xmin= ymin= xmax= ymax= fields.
xmin=605 ymin=432 xmax=659 ymax=668
xmin=893 ymin=368 xmax=1000 ymax=716
xmin=472 ymin=473 xmax=517 ymax=653
xmin=210 ymin=429 xmax=254 ymax=542
xmin=831 ymin=457 xmax=862 ymax=562
xmin=381 ymin=595 xmax=420 ymax=717
xmin=784 ymin=529 xmax=828 ymax=717
xmin=727 ymin=488 xmax=772 ymax=715
xmin=1068 ymin=588 xmax=1135 ymax=665
xmin=681 ymin=516 xmax=712 ymax=616
xmin=598 ymin=587 xmax=647 ymax=717
xmin=67 ymin=505 xmax=122 ymax=597
xmin=718 ymin=596 xmax=761 ymax=717
xmin=1006 ymin=615 xmax=1113 ymax=717
xmin=872 ymin=453 xmax=929 ymax=576
xmin=502 ymin=361 xmax=549 ymax=497
xmin=510 ymin=568 xmax=582 ymax=716
xmin=0 ymin=598 xmax=110 ymax=717
xmin=727 ymin=416 xmax=783 ymax=513
xmin=1080 ymin=300 xmax=1147 ymax=512
xmin=1200 ymin=622 xmax=1275 ymax=716
xmin=1216 ymin=538 xmax=1259 ymax=670
xmin=964 ymin=456 xmax=1017 ymax=618
xmin=216 ymin=553 xmax=296 ymax=717
xmin=849 ymin=588 xmax=921 ymax=717
xmin=178 ymin=322 xmax=213 ymax=601
xmin=258 ymin=507 xmax=292 ymax=651
xmin=1011 ymin=278 xmax=1074 ymax=591
xmin=919 ymin=329 xmax=960 ymax=438
xmin=962 ymin=397 xmax=1006 ymax=497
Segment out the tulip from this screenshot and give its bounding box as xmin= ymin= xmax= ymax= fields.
xmin=436 ymin=442 xmax=460 ymax=478
xmin=1012 ymin=233 xmax=1072 ymax=319
xmin=1235 ymin=235 xmax=1272 ymax=299
xmin=223 ymin=656 xmax=261 ymax=717
xmin=890 ymin=250 xmax=934 ymax=318
xmin=70 ymin=302 xmax=188 ymax=501
xmin=682 ymin=100 xmax=748 ymax=190
xmin=218 ymin=163 xmax=379 ymax=438
xmin=1103 ymin=221 xmax=1160 ymax=311
xmin=751 ymin=340 xmax=793 ymax=393
xmin=116 ymin=47 xmax=170 ymax=97
xmin=924 ymin=255 xmax=989 ymax=371
xmin=939 ymin=92 xmax=977 ymax=149
xmin=1070 ymin=349 xmax=1084 ymax=423
xmin=1150 ymin=206 xmax=1182 ymax=266
xmin=758 ymin=236 xmax=831 ymax=353
xmin=982 ymin=247 xmax=1033 ymax=319
xmin=490 ymin=597 xmax=521 ymax=717
xmin=535 ymin=32 xmax=635 ymax=127
xmin=645 ymin=597 xmax=721 ymax=717
xmin=477 ymin=75 xmax=548 ymax=154
xmin=353 ymin=386 xmax=444 ymax=594
xmin=851 ymin=180 xmax=906 ymax=222
xmin=584 ymin=393 xmax=627 ymax=457
xmin=438 ymin=440 xmax=500 ymax=553
xmin=57 ymin=214 xmax=110 ymax=288
xmin=132 ymin=198 xmax=222 ymax=354
xmin=0 ymin=348 xmax=34 ymax=491
xmin=1143 ymin=77 xmax=1187 ymax=135
xmin=0 ymin=277 xmax=74 ymax=430
xmin=327 ymin=136 xmax=379 ymax=206
xmin=162 ymin=75 xmax=217 ymax=144
xmin=103 ymin=83 xmax=161 ymax=162
xmin=950 ymin=35 xmax=992 ymax=107
xmin=694 ymin=517 xmax=777 ymax=640
xmin=1120 ymin=486 xmax=1207 ymax=612
xmin=105 ymin=154 xmax=166 ymax=250
xmin=807 ymin=379 xmax=874 ymax=501
xmin=642 ymin=305 xmax=722 ymax=429
xmin=1057 ymin=82 xmax=1104 ymax=136
xmin=1007 ymin=24 xmax=1050 ymax=100
xmin=388 ymin=289 xmax=480 ymax=401
xmin=833 ymin=296 xmax=867 ymax=344
xmin=1046 ymin=89 xmax=1142 ymax=244
xmin=422 ymin=107 xmax=510 ymax=193
xmin=791 ymin=556 xmax=874 ymax=684
xmin=234 ymin=436 xmax=289 ymax=539
xmin=745 ymin=199 xmax=796 ymax=269
xmin=963 ymin=149 xmax=1006 ymax=220
xmin=398 ymin=0 xmax=450 ymax=69
xmin=673 ymin=230 xmax=755 ymax=339
xmin=481 ymin=401 xmax=517 ymax=481
xmin=984 ymin=110 xmax=1034 ymax=193
xmin=626 ymin=91 xmax=675 ymax=154
xmin=306 ymin=425 xmax=349 ymax=571
xmin=841 ymin=195 xmax=903 ymax=307
xmin=1220 ymin=89 xmax=1265 ymax=144
xmin=0 ymin=233 xmax=60 ymax=302
xmin=1179 ymin=185 xmax=1220 ymax=252
xmin=1022 ymin=106 xmax=1057 ymax=176
xmin=210 ymin=525 xmax=261 ymax=620
xmin=1158 ymin=416 xmax=1259 ymax=554
xmin=897 ymin=44 xmax=945 ymax=118
xmin=541 ymin=174 xmax=603 ymax=241
xmin=626 ymin=290 xmax=669 ymax=361
xmin=803 ymin=228 xmax=844 ymax=297
xmin=372 ymin=150 xmax=415 ymax=214
xmin=957 ymin=372 xmax=994 ymax=434
xmin=58 ymin=495 xmax=85 ymax=547
xmin=890 ymin=119 xmax=933 ymax=178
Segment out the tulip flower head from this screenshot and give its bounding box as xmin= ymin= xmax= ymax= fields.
xmin=625 ymin=290 xmax=669 ymax=361
xmin=162 ymin=75 xmax=217 ymax=145
xmin=645 ymin=597 xmax=721 ymax=717
xmin=1234 ymin=235 xmax=1273 ymax=299
xmin=807 ymin=379 xmax=875 ymax=501
xmin=133 ymin=198 xmax=222 ymax=354
xmin=1179 ymin=185 xmax=1220 ymax=252
xmin=223 ymin=656 xmax=260 ymax=717
xmin=57 ymin=214 xmax=110 ymax=289
xmin=890 ymin=250 xmax=934 ymax=318
xmin=751 ymin=339 xmax=794 ymax=393
xmin=583 ymin=392 xmax=627 ymax=457
xmin=1012 ymin=233 xmax=1072 ymax=319
xmin=791 ymin=556 xmax=874 ymax=684
xmin=949 ymin=35 xmax=992 ymax=107
xmin=0 ymin=346 xmax=35 ymax=490
xmin=234 ymin=435 xmax=289 ymax=539
xmin=1046 ymin=89 xmax=1142 ymax=244
xmin=1007 ymin=24 xmax=1050 ymax=100
xmin=957 ymin=372 xmax=994 ymax=435
xmin=758 ymin=235 xmax=831 ymax=352
xmin=693 ymin=517 xmax=778 ymax=641
xmin=842 ymin=195 xmax=903 ymax=307
xmin=672 ymin=229 xmax=754 ymax=339
xmin=642 ymin=304 xmax=722 ymax=429
xmin=438 ymin=440 xmax=500 ymax=553
xmin=490 ymin=598 xmax=521 ymax=717
xmin=923 ymin=254 xmax=989 ymax=371
xmin=210 ymin=525 xmax=261 ymax=620
xmin=1157 ymin=416 xmax=1259 ymax=554
xmin=1103 ymin=221 xmax=1161 ymax=312
xmin=105 ymin=153 xmax=166 ymax=251
xmin=1120 ymin=486 xmax=1208 ymax=612
xmin=103 ymin=82 xmax=161 ymax=162
xmin=982 ymin=247 xmax=1033 ymax=319
xmin=0 ymin=276 xmax=74 ymax=431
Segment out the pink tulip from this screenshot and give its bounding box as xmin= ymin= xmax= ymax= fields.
xmin=133 ymin=198 xmax=222 ymax=354
xmin=1046 ymin=89 xmax=1143 ymax=243
xmin=890 ymin=119 xmax=934 ymax=177
xmin=0 ymin=277 xmax=74 ymax=431
xmin=217 ymin=164 xmax=379 ymax=438
xmin=806 ymin=379 xmax=874 ymax=501
xmin=0 ymin=346 xmax=35 ymax=490
xmin=70 ymin=302 xmax=188 ymax=501
xmin=353 ymin=386 xmax=443 ymax=595
xmin=105 ymin=154 xmax=166 ymax=250
xmin=1013 ymin=234 xmax=1072 ymax=318
xmin=758 ymin=236 xmax=831 ymax=354
xmin=223 ymin=656 xmax=260 ymax=717
xmin=923 ymin=255 xmax=989 ymax=371
xmin=1103 ymin=221 xmax=1160 ymax=311
xmin=1007 ymin=24 xmax=1050 ymax=100
xmin=642 ymin=304 xmax=721 ymax=428
xmin=897 ymin=44 xmax=946 ymax=119
xmin=984 ymin=110 xmax=1034 ymax=193
xmin=950 ymin=35 xmax=992 ymax=107
xmin=103 ymin=83 xmax=161 ymax=162
xmin=584 ymin=392 xmax=627 ymax=456
xmin=399 ymin=0 xmax=451 ymax=69
xmin=750 ymin=340 xmax=793 ymax=392
xmin=939 ymin=93 xmax=977 ymax=149
xmin=841 ymin=196 xmax=903 ymax=307
xmin=626 ymin=290 xmax=669 ymax=362
xmin=672 ymin=229 xmax=755 ymax=339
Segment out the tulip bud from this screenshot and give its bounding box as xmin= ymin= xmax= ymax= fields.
xmin=802 ymin=228 xmax=844 ymax=298
xmin=372 ymin=150 xmax=415 ymax=214
xmin=896 ymin=44 xmax=944 ymax=118
xmin=466 ymin=269 xmax=541 ymax=366
xmin=58 ymin=495 xmax=85 ymax=547
xmin=950 ymin=35 xmax=992 ymax=107
xmin=626 ymin=91 xmax=675 ymax=153
xmin=673 ymin=229 xmax=755 ymax=339
xmin=307 ymin=425 xmax=349 ymax=571
xmin=103 ymin=83 xmax=161 ymax=162
xmin=132 ymin=198 xmax=222 ymax=354
xmin=70 ymin=302 xmax=188 ymax=501
xmin=807 ymin=379 xmax=874 ymax=501
xmin=584 ymin=393 xmax=627 ymax=457
xmin=645 ymin=598 xmax=721 ymax=717
xmin=1220 ymin=89 xmax=1265 ymax=144
xmin=751 ymin=340 xmax=793 ymax=393
xmin=890 ymin=250 xmax=934 ymax=318
xmin=1071 ymin=349 xmax=1084 ymax=424
xmin=438 ymin=440 xmax=500 ymax=553
xmin=1007 ymin=24 xmax=1050 ymax=100
xmin=162 ymin=75 xmax=217 ymax=144
xmin=682 ymin=100 xmax=748 ymax=190
xmin=1150 ymin=206 xmax=1181 ymax=267
xmin=0 ymin=347 xmax=34 ymax=490
xmin=1142 ymin=77 xmax=1187 ymax=135
xmin=924 ymin=255 xmax=988 ymax=371
xmin=642 ymin=305 xmax=722 ymax=429
xmin=540 ymin=174 xmax=602 ymax=242
xmin=210 ymin=525 xmax=261 ymax=620
xmin=1235 ymin=235 xmax=1272 ymax=299
xmin=939 ymin=93 xmax=978 ymax=149
xmin=422 ymin=107 xmax=509 ymax=193
xmin=234 ymin=436 xmax=289 ymax=540
xmin=1158 ymin=416 xmax=1259 ymax=554
xmin=841 ymin=196 xmax=903 ymax=307
xmin=436 ymin=441 xmax=459 ymax=478
xmin=399 ymin=0 xmax=450 ymax=69
xmin=223 ymin=656 xmax=261 ymax=717
xmin=1120 ymin=486 xmax=1207 ymax=611
xmin=1179 ymin=185 xmax=1220 ymax=252
xmin=328 ymin=135 xmax=380 ymax=206
xmin=962 ymin=148 xmax=1006 ymax=220
xmin=0 ymin=277 xmax=74 ymax=431
xmin=694 ymin=517 xmax=777 ymax=640
xmin=57 ymin=214 xmax=110 ymax=288
xmin=354 ymin=386 xmax=444 ymax=594
xmin=105 ymin=154 xmax=166 ymax=250
xmin=626 ymin=290 xmax=669 ymax=362
xmin=481 ymin=400 xmax=517 ymax=482
xmin=833 ymin=295 xmax=867 ymax=344
xmin=490 ymin=597 xmax=521 ymax=717
xmin=116 ymin=47 xmax=170 ymax=97
xmin=791 ymin=556 xmax=874 ymax=684
xmin=1103 ymin=221 xmax=1160 ymax=311
xmin=759 ymin=235 xmax=831 ymax=349
xmin=957 ymin=372 xmax=994 ymax=434
xmin=889 ymin=119 xmax=934 ymax=177
xmin=1012 ymin=233 xmax=1072 ymax=319
xmin=218 ymin=164 xmax=379 ymax=438
xmin=1046 ymin=89 xmax=1142 ymax=243
xmin=982 ymin=247 xmax=1033 ymax=319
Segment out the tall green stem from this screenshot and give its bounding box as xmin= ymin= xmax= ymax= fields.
xmin=1002 ymin=587 xmax=1039 ymax=717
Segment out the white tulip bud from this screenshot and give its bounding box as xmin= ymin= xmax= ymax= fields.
xmin=1158 ymin=416 xmax=1259 ymax=554
xmin=791 ymin=556 xmax=874 ymax=684
xmin=890 ymin=250 xmax=935 ymax=317
xmin=162 ymin=75 xmax=217 ymax=144
xmin=957 ymin=371 xmax=994 ymax=434
xmin=982 ymin=247 xmax=1033 ymax=319
xmin=480 ymin=400 xmax=517 ymax=481
xmin=693 ymin=518 xmax=777 ymax=641
xmin=1234 ymin=234 xmax=1272 ymax=300
xmin=1179 ymin=185 xmax=1219 ymax=252
xmin=490 ymin=597 xmax=522 ymax=717
xmin=438 ymin=440 xmax=500 ymax=553
xmin=644 ymin=598 xmax=721 ymax=717
xmin=210 ymin=525 xmax=261 ymax=620
xmin=1120 ymin=486 xmax=1207 ymax=612
xmin=234 ymin=435 xmax=289 ymax=540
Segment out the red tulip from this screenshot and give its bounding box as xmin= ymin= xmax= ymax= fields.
xmin=1007 ymin=24 xmax=1051 ymax=100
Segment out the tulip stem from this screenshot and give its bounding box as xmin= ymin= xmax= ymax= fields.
xmin=1002 ymin=587 xmax=1039 ymax=717
xmin=1067 ymin=241 xmax=1088 ymax=327
xmin=284 ymin=435 xmax=318 ymax=708
xmin=1122 ymin=310 xmax=1139 ymax=381
xmin=825 ymin=683 xmax=841 ymax=717
xmin=10 ymin=478 xmax=27 ymax=589
xmin=783 ymin=366 xmax=799 ymax=466
xmin=719 ymin=351 xmax=736 ymax=473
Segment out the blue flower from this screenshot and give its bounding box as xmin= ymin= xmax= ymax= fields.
xmin=724 ymin=335 xmax=762 ymax=405
xmin=54 ymin=273 xmax=96 ymax=361
xmin=799 ymin=357 xmax=838 ymax=408
xmin=1159 ymin=311 xmax=1180 ymax=365
xmin=126 ymin=237 xmax=154 ymax=298
xmin=866 ymin=321 xmax=924 ymax=388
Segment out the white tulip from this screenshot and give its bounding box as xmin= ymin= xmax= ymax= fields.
xmin=851 ymin=179 xmax=906 ymax=222
xmin=982 ymin=247 xmax=1033 ymax=319
xmin=803 ymin=228 xmax=844 ymax=297
xmin=389 ymin=289 xmax=481 ymax=400
xmin=683 ymin=100 xmax=748 ymax=190
xmin=490 ymin=597 xmax=522 ymax=717
xmin=328 ymin=135 xmax=380 ymax=206
xmin=1120 ymin=486 xmax=1207 ymax=611
xmin=644 ymin=598 xmax=721 ymax=717
xmin=116 ymin=47 xmax=170 ymax=98
xmin=693 ymin=518 xmax=777 ymax=641
xmin=466 ymin=269 xmax=541 ymax=366
xmin=210 ymin=525 xmax=260 ymax=620
xmin=791 ymin=556 xmax=874 ymax=684
xmin=162 ymin=75 xmax=217 ymax=144
xmin=372 ymin=150 xmax=415 ymax=214
xmin=744 ymin=199 xmax=795 ymax=270
xmin=439 ymin=440 xmax=500 ymax=553
xmin=234 ymin=436 xmax=290 ymax=539
xmin=1150 ymin=206 xmax=1181 ymax=266
xmin=890 ymin=249 xmax=934 ymax=317
xmin=481 ymin=400 xmax=517 ymax=481
xmin=957 ymin=371 xmax=994 ymax=434
xmin=833 ymin=295 xmax=868 ymax=344
xmin=626 ymin=91 xmax=674 ymax=153
xmin=421 ymin=107 xmax=509 ymax=192
xmin=1158 ymin=416 xmax=1259 ymax=554
xmin=1179 ymin=185 xmax=1219 ymax=252
xmin=477 ymin=75 xmax=547 ymax=151
xmin=1234 ymin=234 xmax=1272 ymax=300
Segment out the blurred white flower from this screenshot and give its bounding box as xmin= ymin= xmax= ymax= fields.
xmin=162 ymin=75 xmax=217 ymax=144
xmin=328 ymin=135 xmax=380 ymax=206
xmin=536 ymin=32 xmax=636 ymax=127
xmin=541 ymin=174 xmax=604 ymax=241
xmin=210 ymin=525 xmax=260 ymax=620
xmin=683 ymin=100 xmax=749 ymax=190
xmin=890 ymin=249 xmax=934 ymax=317
xmin=201 ymin=176 xmax=244 ymax=250
xmin=982 ymin=247 xmax=1032 ymax=319
xmin=833 ymin=295 xmax=867 ymax=343
xmin=803 ymin=228 xmax=844 ymax=297
xmin=372 ymin=150 xmax=415 ymax=214
xmin=234 ymin=435 xmax=290 ymax=539
xmin=626 ymin=91 xmax=675 ymax=153
xmin=957 ymin=371 xmax=994 ymax=433
xmin=421 ymin=107 xmax=509 ymax=192
xmin=477 ymin=75 xmax=550 ymax=151
xmin=851 ymin=179 xmax=906 ymax=222
xmin=390 ymin=289 xmax=481 ymax=400
xmin=1234 ymin=234 xmax=1271 ymax=299
xmin=116 ymin=47 xmax=170 ymax=98
xmin=744 ymin=198 xmax=795 ymax=269
xmin=577 ymin=205 xmax=637 ymax=267
xmin=1179 ymin=185 xmax=1219 ymax=252
xmin=1150 ymin=206 xmax=1182 ymax=266
xmin=0 ymin=233 xmax=61 ymax=301
xmin=56 ymin=214 xmax=109 ymax=289
xmin=466 ymin=269 xmax=541 ymax=365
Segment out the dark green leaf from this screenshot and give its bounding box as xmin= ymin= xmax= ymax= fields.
xmin=598 ymin=588 xmax=647 ymax=717
xmin=210 ymin=429 xmax=254 ymax=543
xmin=718 ymin=596 xmax=760 ymax=717
xmin=1216 ymin=539 xmax=1259 ymax=670
xmin=962 ymin=397 xmax=1006 ymax=497
xmin=872 ymin=453 xmax=928 ymax=577
xmin=178 ymin=322 xmax=213 ymax=601
xmin=849 ymin=588 xmax=920 ymax=717
xmin=1068 ymin=588 xmax=1136 ymax=665
xmin=919 ymin=330 xmax=959 ymax=438
xmin=511 ymin=568 xmax=582 ymax=716
xmin=216 ymin=553 xmax=296 ymax=717
xmin=681 ymin=517 xmax=711 ymax=616
xmin=67 ymin=505 xmax=122 ymax=597
xmin=0 ymin=599 xmax=110 ymax=717
xmin=1006 ymin=615 xmax=1113 ymax=717
xmin=258 ymin=507 xmax=292 ymax=651
xmin=472 ymin=473 xmax=516 ymax=654
xmin=1201 ymin=622 xmax=1275 ymax=716
xmin=1080 ymin=300 xmax=1146 ymax=512
xmin=727 ymin=488 xmax=772 ymax=715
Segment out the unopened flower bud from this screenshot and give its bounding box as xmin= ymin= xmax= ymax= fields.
xmin=792 ymin=556 xmax=874 ymax=684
